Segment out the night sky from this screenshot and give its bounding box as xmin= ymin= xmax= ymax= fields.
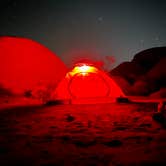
xmin=0 ymin=0 xmax=166 ymax=69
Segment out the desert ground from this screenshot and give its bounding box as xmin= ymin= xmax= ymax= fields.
xmin=0 ymin=97 xmax=166 ymax=166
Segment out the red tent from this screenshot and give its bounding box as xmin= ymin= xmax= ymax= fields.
xmin=53 ymin=63 xmax=125 ymax=104
xmin=0 ymin=36 xmax=67 ymax=94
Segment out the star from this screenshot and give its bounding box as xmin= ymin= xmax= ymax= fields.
xmin=155 ymin=36 xmax=159 ymax=41
xmin=98 ymin=17 xmax=103 ymax=22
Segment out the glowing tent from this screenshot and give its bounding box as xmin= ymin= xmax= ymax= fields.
xmin=0 ymin=36 xmax=67 ymax=94
xmin=53 ymin=63 xmax=125 ymax=104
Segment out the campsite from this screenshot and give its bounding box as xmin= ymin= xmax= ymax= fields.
xmin=0 ymin=0 xmax=166 ymax=165
xmin=0 ymin=36 xmax=166 ymax=165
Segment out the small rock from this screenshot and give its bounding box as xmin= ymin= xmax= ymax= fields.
xmin=66 ymin=114 xmax=75 ymax=122
xmin=24 ymin=124 xmax=32 ymax=129
xmin=43 ymin=134 xmax=54 ymax=142
xmin=152 ymin=112 xmax=165 ymax=123
xmin=103 ymin=139 xmax=122 ymax=147
xmin=60 ymin=135 xmax=71 ymax=142
xmin=114 ymin=126 xmax=127 ymax=131
xmin=49 ymin=126 xmax=57 ymax=129
xmin=146 ymin=136 xmax=153 ymax=142
xmin=139 ymin=123 xmax=152 ymax=127
xmin=0 ymin=147 xmax=9 ymax=154
xmin=74 ymin=140 xmax=96 ymax=147
xmin=133 ymin=117 xmax=139 ymax=122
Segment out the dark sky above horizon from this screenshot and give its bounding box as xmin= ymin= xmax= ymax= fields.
xmin=0 ymin=0 xmax=166 ymax=69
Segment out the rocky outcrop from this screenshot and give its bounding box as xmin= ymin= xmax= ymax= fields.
xmin=111 ymin=47 xmax=166 ymax=96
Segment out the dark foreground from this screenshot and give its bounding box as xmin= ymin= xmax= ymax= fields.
xmin=0 ymin=102 xmax=166 ymax=166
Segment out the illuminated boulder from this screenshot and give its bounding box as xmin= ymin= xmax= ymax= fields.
xmin=0 ymin=36 xmax=67 ymax=94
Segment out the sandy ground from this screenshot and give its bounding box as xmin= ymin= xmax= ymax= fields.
xmin=0 ymin=99 xmax=166 ymax=166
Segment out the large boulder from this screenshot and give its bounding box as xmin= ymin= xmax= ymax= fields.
xmin=133 ymin=47 xmax=165 ymax=71
xmin=0 ymin=36 xmax=67 ymax=94
xmin=110 ymin=47 xmax=166 ymax=96
xmin=111 ymin=61 xmax=144 ymax=84
xmin=147 ymin=57 xmax=166 ymax=88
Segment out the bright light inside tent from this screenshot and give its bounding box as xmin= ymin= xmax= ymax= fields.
xmin=78 ymin=65 xmax=91 ymax=73
xmin=68 ymin=64 xmax=98 ymax=77
xmin=77 ymin=64 xmax=94 ymax=74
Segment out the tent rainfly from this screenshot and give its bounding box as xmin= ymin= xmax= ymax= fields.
xmin=52 ymin=63 xmax=125 ymax=104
